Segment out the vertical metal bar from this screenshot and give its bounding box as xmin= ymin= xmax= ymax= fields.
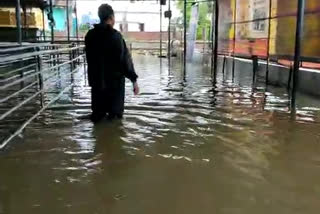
xmin=252 ymin=55 xmax=258 ymax=85
xmin=75 ymin=0 xmax=79 ymax=42
xmin=210 ymin=2 xmax=214 ymax=76
xmin=160 ymin=3 xmax=163 ymax=57
xmin=291 ymin=0 xmax=305 ymax=109
xmin=37 ymin=52 xmax=44 ymax=108
xmin=266 ymin=0 xmax=272 ymax=85
xmin=202 ymin=27 xmax=206 ymax=54
xmin=84 ymin=55 xmax=88 ymax=86
xmin=69 ymin=46 xmax=73 ymax=72
xmin=35 ymin=47 xmax=43 ymax=107
xmin=183 ymin=0 xmax=187 ymax=78
xmin=71 ymin=45 xmax=75 ymax=83
xmin=49 ymin=0 xmax=54 ymax=43
xmin=15 ymin=0 xmax=22 ymax=44
xmin=57 ymin=52 xmax=61 ymax=71
xmin=222 ymin=55 xmax=226 ymax=74
xmin=84 ymin=52 xmax=87 ymax=74
xmin=66 ymin=0 xmax=70 ymax=42
xmin=37 ymin=56 xmax=43 ymax=91
xmin=168 ymin=0 xmax=171 ymax=66
xmin=53 ymin=46 xmax=57 ymax=68
xmin=42 ymin=8 xmax=46 ymax=41
xmin=232 ymin=0 xmax=237 ymax=81
xmin=23 ymin=7 xmax=27 ymax=40
xmin=27 ymin=8 xmax=30 ymax=40
xmin=213 ymin=0 xmax=219 ymax=84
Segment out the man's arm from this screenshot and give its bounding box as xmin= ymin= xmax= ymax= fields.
xmin=122 ymin=39 xmax=138 ymax=83
xmin=114 ymin=32 xmax=138 ymax=83
xmin=85 ymin=31 xmax=95 ymax=87
xmin=113 ymin=31 xmax=139 ymax=94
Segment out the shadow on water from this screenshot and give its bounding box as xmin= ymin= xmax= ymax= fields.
xmin=0 ymin=55 xmax=320 ymax=213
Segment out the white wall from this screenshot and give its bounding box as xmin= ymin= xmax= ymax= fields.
xmin=77 ymin=0 xmax=180 ymax=32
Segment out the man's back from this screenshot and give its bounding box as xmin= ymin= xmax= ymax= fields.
xmin=85 ymin=24 xmax=125 ymax=89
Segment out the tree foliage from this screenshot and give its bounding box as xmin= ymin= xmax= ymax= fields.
xmin=176 ymin=0 xmax=213 ymax=40
xmin=79 ymin=23 xmax=90 ymax=33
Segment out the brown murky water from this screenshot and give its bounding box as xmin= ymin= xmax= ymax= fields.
xmin=1 ymin=55 xmax=320 ymax=214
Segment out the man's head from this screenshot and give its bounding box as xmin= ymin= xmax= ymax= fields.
xmin=98 ymin=4 xmax=115 ymax=26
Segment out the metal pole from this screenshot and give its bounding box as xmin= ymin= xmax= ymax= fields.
xmin=202 ymin=27 xmax=206 ymax=54
xmin=287 ymin=66 xmax=293 ymax=90
xmin=160 ymin=3 xmax=163 ymax=57
xmin=291 ymin=0 xmax=305 ymax=109
xmin=222 ymin=55 xmax=226 ymax=74
xmin=210 ymin=2 xmax=214 ymax=76
xmin=15 ymin=0 xmax=22 ymax=44
xmin=168 ymin=0 xmax=171 ymax=65
xmin=75 ymin=0 xmax=79 ymax=41
xmin=183 ymin=0 xmax=187 ymax=78
xmin=213 ymin=0 xmax=219 ymax=84
xmin=49 ymin=0 xmax=54 ymax=43
xmin=232 ymin=0 xmax=237 ymax=81
xmin=252 ymin=55 xmax=258 ymax=84
xmin=66 ymin=0 xmax=70 ymax=42
xmin=266 ymin=0 xmax=272 ymax=85
xmin=42 ymin=9 xmax=46 ymax=41
xmin=23 ymin=7 xmax=27 ymax=40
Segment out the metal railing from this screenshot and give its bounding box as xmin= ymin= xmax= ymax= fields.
xmin=210 ymin=0 xmax=320 ymax=109
xmin=0 ymin=43 xmax=85 ymax=150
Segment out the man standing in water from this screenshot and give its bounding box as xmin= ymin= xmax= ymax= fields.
xmin=85 ymin=4 xmax=139 ymax=122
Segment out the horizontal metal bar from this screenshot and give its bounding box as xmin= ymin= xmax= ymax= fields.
xmin=0 ymin=56 xmax=83 ymax=121
xmin=0 ymin=43 xmax=64 ymax=54
xmin=0 ymin=86 xmax=43 ymax=121
xmin=0 ymin=63 xmax=36 ymax=78
xmin=269 ymin=54 xmax=320 ymax=63
xmin=0 ymin=64 xmax=71 ymax=104
xmin=0 ymin=69 xmax=35 ymax=83
xmin=0 ymin=81 xmax=38 ymax=104
xmin=0 ymin=46 xmax=84 ymax=64
xmin=0 ymin=54 xmax=83 ymax=90
xmin=0 ymin=57 xmax=34 ymax=66
xmin=218 ymin=54 xmax=320 ymax=72
xmin=42 ymin=55 xmax=66 ymax=64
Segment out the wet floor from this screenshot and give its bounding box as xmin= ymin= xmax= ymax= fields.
xmin=1 ymin=55 xmax=320 ymax=214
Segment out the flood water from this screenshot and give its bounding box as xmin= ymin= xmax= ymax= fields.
xmin=1 ymin=55 xmax=320 ymax=214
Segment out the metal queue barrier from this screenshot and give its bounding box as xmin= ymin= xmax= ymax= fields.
xmin=0 ymin=43 xmax=85 ymax=150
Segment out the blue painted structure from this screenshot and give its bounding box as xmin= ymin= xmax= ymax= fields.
xmin=53 ymin=7 xmax=66 ymax=31
xmin=52 ymin=6 xmax=75 ymax=37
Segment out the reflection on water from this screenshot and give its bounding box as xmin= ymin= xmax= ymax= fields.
xmin=1 ymin=55 xmax=320 ymax=214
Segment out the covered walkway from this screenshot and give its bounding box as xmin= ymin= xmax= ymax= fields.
xmin=1 ymin=1 xmax=320 ymax=214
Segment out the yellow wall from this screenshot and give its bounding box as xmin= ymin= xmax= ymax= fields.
xmin=269 ymin=0 xmax=278 ymax=55
xmin=272 ymin=0 xmax=320 ymax=57
xmin=0 ymin=8 xmax=44 ymax=29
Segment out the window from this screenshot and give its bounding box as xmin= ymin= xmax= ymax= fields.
xmin=139 ymin=23 xmax=145 ymax=32
xmin=252 ymin=8 xmax=266 ymax=31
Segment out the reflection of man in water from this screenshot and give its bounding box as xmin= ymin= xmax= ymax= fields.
xmin=85 ymin=4 xmax=139 ymax=122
